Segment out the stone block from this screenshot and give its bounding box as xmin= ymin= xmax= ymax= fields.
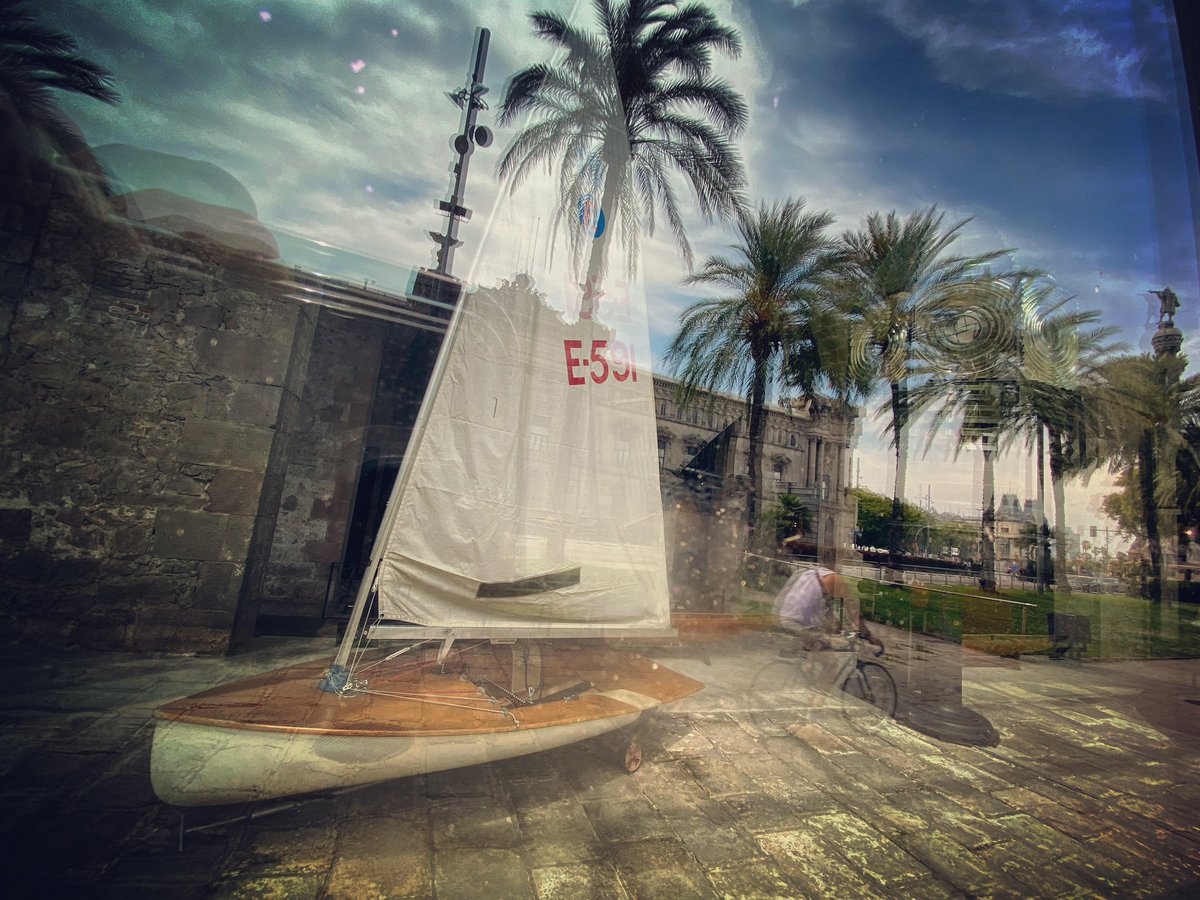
xmin=195 ymin=330 xmax=290 ymax=385
xmin=181 ymin=304 xmax=224 ymax=330
xmin=221 ymin=514 xmax=257 ymax=562
xmin=303 ymin=539 xmax=343 ymax=563
xmin=97 ymin=574 xmax=192 ymax=608
xmin=227 ymin=382 xmax=284 ymax=427
xmin=178 ymin=419 xmax=275 ymax=470
xmin=0 ymin=507 xmax=32 ymax=543
xmin=207 ymin=469 xmax=265 ymax=515
xmin=195 ymin=561 xmax=245 ymax=612
xmin=151 ymin=509 xmax=228 ymax=561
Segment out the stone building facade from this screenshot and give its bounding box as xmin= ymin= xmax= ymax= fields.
xmin=653 ymin=377 xmax=858 ymax=553
xmin=1 ymin=175 xmax=450 ymax=652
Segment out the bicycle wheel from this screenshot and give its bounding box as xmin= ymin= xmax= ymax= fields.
xmin=745 ymin=656 xmax=823 ymax=733
xmin=839 ymin=661 xmax=898 ymax=729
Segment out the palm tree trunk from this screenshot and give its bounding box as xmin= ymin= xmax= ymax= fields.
xmin=1035 ymin=424 xmax=1047 ymax=593
xmin=888 ymin=379 xmax=908 ymax=571
xmin=979 ymin=439 xmax=997 ymax=592
xmin=746 ymin=359 xmax=769 ymax=529
xmin=1138 ymin=430 xmax=1162 ymax=602
xmin=580 ymin=151 xmax=624 ymax=319
xmin=1048 ymin=427 xmax=1073 ymax=597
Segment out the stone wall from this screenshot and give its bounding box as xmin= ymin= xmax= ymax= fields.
xmin=1 ymin=178 xmax=316 ymax=651
xmin=256 ymin=313 xmax=445 ymax=626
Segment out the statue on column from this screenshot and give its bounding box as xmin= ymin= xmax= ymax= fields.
xmin=1151 ymin=287 xmax=1180 ymax=326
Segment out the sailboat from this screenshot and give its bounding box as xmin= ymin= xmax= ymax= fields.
xmin=150 ymin=29 xmax=702 ymax=807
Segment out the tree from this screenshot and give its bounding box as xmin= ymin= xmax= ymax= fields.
xmin=0 ymin=0 xmax=119 ymax=198
xmin=1098 ymin=353 xmax=1200 ymax=600
xmin=1002 ymin=278 xmax=1121 ymax=595
xmin=839 ymin=207 xmax=1010 ymax=570
xmin=666 ymin=198 xmax=844 ymax=529
xmin=496 ymin=0 xmax=747 ymax=316
xmin=764 ymin=493 xmax=810 ymax=546
xmin=916 ymin=277 xmax=1116 ymax=592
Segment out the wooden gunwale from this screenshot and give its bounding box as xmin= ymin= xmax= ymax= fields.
xmin=155 ymin=644 xmax=702 ymax=739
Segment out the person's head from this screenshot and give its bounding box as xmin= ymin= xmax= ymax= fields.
xmin=819 ymin=569 xmax=849 ymax=600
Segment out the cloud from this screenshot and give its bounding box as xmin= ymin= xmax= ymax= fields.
xmin=878 ymin=0 xmax=1172 ymax=103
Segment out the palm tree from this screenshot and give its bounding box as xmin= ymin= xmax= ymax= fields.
xmin=496 ymin=0 xmax=747 ymax=316
xmin=1003 ymin=279 xmax=1122 ymax=595
xmin=0 ymin=0 xmax=119 ymax=197
xmin=918 ymin=277 xmax=1118 ymax=593
xmin=1097 ymin=353 xmax=1200 ymax=601
xmin=665 ymin=198 xmax=845 ymax=528
xmin=839 ymin=206 xmax=1011 ymax=570
xmin=919 ymin=372 xmax=1017 ymax=592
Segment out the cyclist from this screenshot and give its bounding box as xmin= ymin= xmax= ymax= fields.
xmin=773 ymin=565 xmax=884 ymax=690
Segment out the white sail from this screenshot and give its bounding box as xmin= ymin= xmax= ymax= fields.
xmin=373 ymin=274 xmax=668 ymax=630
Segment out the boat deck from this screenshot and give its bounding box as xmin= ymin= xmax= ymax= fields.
xmin=155 ymin=642 xmax=703 ymax=737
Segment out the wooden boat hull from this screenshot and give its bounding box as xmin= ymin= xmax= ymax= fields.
xmin=151 ymin=642 xmax=702 ymax=806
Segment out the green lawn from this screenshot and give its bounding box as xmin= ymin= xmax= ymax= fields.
xmin=851 ymin=578 xmax=1200 ymax=659
xmin=734 ymin=561 xmax=1200 ymax=658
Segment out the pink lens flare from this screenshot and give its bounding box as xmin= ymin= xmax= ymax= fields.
xmin=391 ymin=29 xmax=399 ymax=37
xmin=350 ymin=59 xmax=366 ymax=74
xmin=365 ymin=185 xmax=375 ymax=194
xmin=356 ymin=85 xmax=365 ymax=95
xmin=259 ymin=10 xmax=271 ymax=23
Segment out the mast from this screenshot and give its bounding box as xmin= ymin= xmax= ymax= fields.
xmin=430 ymin=28 xmax=492 ymax=277
xmin=324 ymin=29 xmax=493 ymax=685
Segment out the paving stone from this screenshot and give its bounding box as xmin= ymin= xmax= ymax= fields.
xmin=434 ymin=848 xmax=534 ymax=900
xmin=890 ymin=828 xmax=995 ymax=893
xmin=973 ymin=839 xmax=1097 ymax=897
xmin=635 ymin=757 xmax=706 ymax=807
xmin=801 ymin=810 xmax=928 ymax=890
xmin=326 ymin=815 xmax=431 ymax=899
xmin=517 ymin=800 xmax=603 ymax=867
xmin=690 ymin=718 xmax=769 ymax=756
xmin=756 ymin=827 xmax=880 ymax=898
xmin=657 ymin=798 xmax=760 ymax=867
xmin=886 ymin=788 xmax=1011 ymax=850
xmin=505 ymin=774 xmax=580 ymax=814
xmin=704 ymin=859 xmax=797 ymax=899
xmin=582 ymin=796 xmax=672 ymax=843
xmin=530 ymin=861 xmax=628 ymax=900
xmin=209 ymin=874 xmax=324 ymax=899
xmin=424 ymin=763 xmax=496 ymax=798
xmin=431 ymin=796 xmax=520 ymax=849
xmin=682 ymin=753 xmax=761 ymax=798
xmin=559 ymin=746 xmax=645 ymax=802
xmin=826 ymin=750 xmax=913 ymax=792
xmin=222 ymin=825 xmax=336 ymax=878
xmin=608 ymin=837 xmax=714 ymax=899
xmin=338 ymin=775 xmax=431 ymax=819
xmin=719 ymin=790 xmax=834 ymax=834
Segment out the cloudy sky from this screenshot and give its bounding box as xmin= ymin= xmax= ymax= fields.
xmin=43 ymin=0 xmax=1199 ymax=530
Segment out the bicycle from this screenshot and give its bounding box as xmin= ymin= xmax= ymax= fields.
xmin=836 ymin=634 xmax=898 ymax=727
xmin=747 ymin=631 xmax=897 ymax=734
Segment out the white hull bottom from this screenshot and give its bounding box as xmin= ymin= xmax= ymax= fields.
xmin=151 ymin=711 xmax=643 ymax=807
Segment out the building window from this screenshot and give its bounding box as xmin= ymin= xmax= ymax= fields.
xmin=788 ymin=433 xmax=796 ymax=448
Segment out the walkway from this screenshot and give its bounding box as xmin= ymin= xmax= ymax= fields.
xmin=2 ymin=626 xmax=1198 ymax=897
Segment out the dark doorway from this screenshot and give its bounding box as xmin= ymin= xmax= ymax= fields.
xmin=331 ymin=451 xmax=401 ymax=617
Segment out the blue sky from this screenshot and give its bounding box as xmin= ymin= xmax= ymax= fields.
xmin=43 ymin=0 xmax=1199 ymax=526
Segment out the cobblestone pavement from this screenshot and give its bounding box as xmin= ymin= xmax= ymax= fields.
xmin=3 ymin=627 xmax=1199 ymax=898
